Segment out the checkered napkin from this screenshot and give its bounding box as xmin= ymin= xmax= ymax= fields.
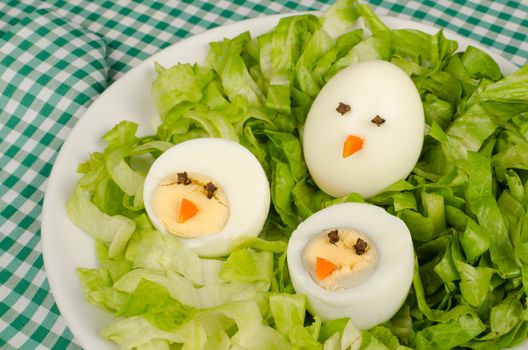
xmin=0 ymin=1 xmax=526 ymax=349
xmin=0 ymin=6 xmax=108 ymax=350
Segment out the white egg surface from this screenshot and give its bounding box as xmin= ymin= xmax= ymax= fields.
xmin=287 ymin=202 xmax=414 ymax=330
xmin=143 ymin=138 xmax=270 ymax=257
xmin=303 ymin=60 xmax=424 ymax=198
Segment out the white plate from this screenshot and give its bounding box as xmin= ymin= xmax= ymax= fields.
xmin=41 ymin=12 xmax=521 ymax=350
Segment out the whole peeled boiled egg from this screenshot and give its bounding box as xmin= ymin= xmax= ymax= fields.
xmin=143 ymin=138 xmax=270 ymax=257
xmin=303 ymin=60 xmax=424 ymax=198
xmin=287 ymin=202 xmax=414 ymax=330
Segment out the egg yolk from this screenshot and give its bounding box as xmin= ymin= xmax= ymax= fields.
xmin=303 ymin=228 xmax=378 ymax=290
xmin=152 ymin=172 xmax=229 ymax=238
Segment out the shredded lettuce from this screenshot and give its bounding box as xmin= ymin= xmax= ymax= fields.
xmin=67 ymin=0 xmax=528 ymax=348
xmin=67 ymin=185 xmax=136 ymax=257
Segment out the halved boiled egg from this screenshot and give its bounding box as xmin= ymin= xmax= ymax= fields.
xmin=303 ymin=60 xmax=424 ymax=198
xmin=143 ymin=138 xmax=270 ymax=257
xmin=287 ymin=202 xmax=414 ymax=329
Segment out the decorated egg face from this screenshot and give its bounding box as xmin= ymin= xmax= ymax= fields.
xmin=303 ymin=60 xmax=425 ymax=198
xmin=143 ymin=138 xmax=270 ymax=257
xmin=287 ymin=202 xmax=414 ymax=329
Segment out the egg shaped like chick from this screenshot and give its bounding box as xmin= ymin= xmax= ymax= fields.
xmin=303 ymin=60 xmax=424 ymax=198
xmin=287 ymin=202 xmax=414 ymax=330
xmin=143 ymin=138 xmax=270 ymax=257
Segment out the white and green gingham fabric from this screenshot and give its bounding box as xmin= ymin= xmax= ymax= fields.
xmin=0 ymin=0 xmax=526 ymax=349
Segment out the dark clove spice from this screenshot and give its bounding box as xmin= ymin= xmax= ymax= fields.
xmin=204 ymin=182 xmax=217 ymax=199
xmin=354 ymin=238 xmax=368 ymax=255
xmin=371 ymin=115 xmax=386 ymax=127
xmin=327 ymin=230 xmax=339 ymax=244
xmin=336 ymin=102 xmax=351 ymax=115
xmin=177 ymin=172 xmax=192 ymax=185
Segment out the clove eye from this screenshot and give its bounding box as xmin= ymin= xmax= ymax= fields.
xmin=371 ymin=115 xmax=385 ymax=127
xmin=336 ymin=102 xmax=351 ymax=115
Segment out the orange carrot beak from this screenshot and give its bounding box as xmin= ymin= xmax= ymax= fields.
xmin=178 ymin=198 xmax=199 ymax=223
xmin=342 ymin=135 xmax=364 ymax=158
xmin=315 ymin=257 xmax=337 ymax=280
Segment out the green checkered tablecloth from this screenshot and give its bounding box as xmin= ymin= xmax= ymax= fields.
xmin=0 ymin=0 xmax=526 ymax=349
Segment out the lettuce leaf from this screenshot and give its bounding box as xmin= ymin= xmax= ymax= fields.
xmin=116 ymin=279 xmax=196 ymax=331
xmin=67 ymin=185 xmax=136 ymax=257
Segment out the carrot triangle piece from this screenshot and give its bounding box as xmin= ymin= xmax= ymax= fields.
xmin=178 ymin=198 xmax=198 ymax=223
xmin=343 ymin=135 xmax=364 ymax=158
xmin=316 ymin=257 xmax=337 ymax=280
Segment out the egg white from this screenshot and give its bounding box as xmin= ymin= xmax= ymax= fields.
xmin=287 ymin=202 xmax=414 ymax=329
xmin=303 ymin=60 xmax=424 ymax=198
xmin=143 ymin=138 xmax=270 ymax=257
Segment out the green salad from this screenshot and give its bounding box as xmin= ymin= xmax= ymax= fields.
xmin=67 ymin=0 xmax=528 ymax=349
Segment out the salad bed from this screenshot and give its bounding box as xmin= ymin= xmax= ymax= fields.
xmin=67 ymin=0 xmax=528 ymax=349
